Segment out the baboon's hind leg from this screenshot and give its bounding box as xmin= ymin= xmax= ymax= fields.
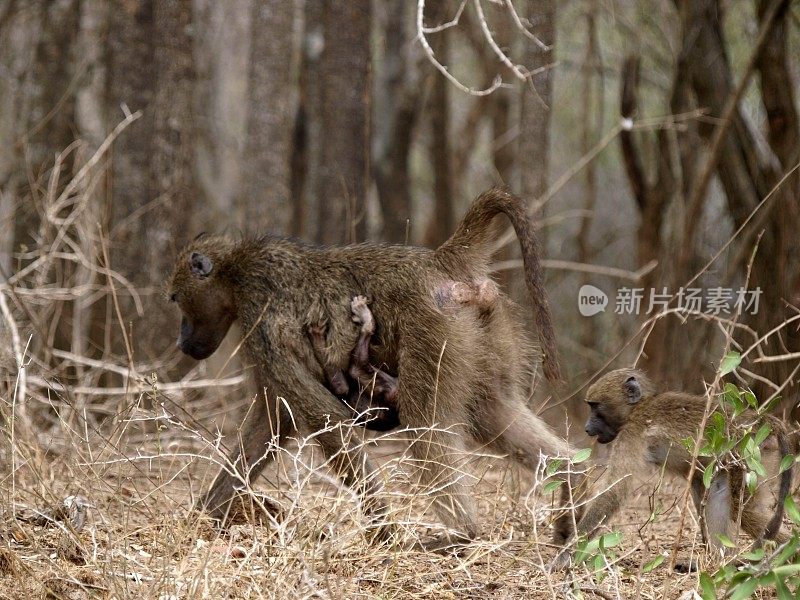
xmin=477 ymin=401 xmax=580 ymax=544
xmin=397 ymin=322 xmax=480 ymax=549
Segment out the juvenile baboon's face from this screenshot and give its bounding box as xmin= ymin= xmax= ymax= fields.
xmin=584 ymin=369 xmax=650 ymax=444
xmin=584 ymin=401 xmax=622 ymax=444
xmin=168 ymin=247 xmax=236 ymax=360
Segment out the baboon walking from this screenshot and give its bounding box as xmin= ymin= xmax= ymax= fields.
xmin=552 ymin=368 xmax=795 ymax=569
xmin=169 ymin=188 xmax=576 ymax=548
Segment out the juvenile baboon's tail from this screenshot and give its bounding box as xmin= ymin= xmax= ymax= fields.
xmin=764 ymin=431 xmax=793 ymax=540
xmin=436 ymin=187 xmax=561 ymax=382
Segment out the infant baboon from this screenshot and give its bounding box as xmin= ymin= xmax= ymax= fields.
xmin=309 ymin=280 xmax=501 ymax=431
xmin=308 ymin=295 xmax=400 ymax=431
xmin=169 ymin=187 xmax=576 ymax=549
xmin=552 ymin=368 xmax=795 ymax=569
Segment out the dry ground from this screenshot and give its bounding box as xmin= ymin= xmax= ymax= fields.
xmin=1 ymin=409 xmax=781 ymax=600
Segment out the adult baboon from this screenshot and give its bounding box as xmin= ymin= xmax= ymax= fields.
xmin=169 ymin=187 xmax=575 ymax=548
xmin=552 ymin=368 xmax=794 ymax=569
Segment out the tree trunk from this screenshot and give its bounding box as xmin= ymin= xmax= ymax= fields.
xmin=422 ymin=1 xmax=454 ymax=248
xmin=373 ymin=0 xmax=422 ymax=244
xmin=107 ymin=0 xmax=198 ymax=363
xmin=237 ymin=0 xmax=296 ymax=234
xmin=314 ymin=1 xmax=371 ymax=245
xmin=519 ymin=0 xmax=555 ymax=203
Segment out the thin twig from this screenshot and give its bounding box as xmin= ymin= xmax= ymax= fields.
xmin=416 ymin=0 xmax=503 ymax=96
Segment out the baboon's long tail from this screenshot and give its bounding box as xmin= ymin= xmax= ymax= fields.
xmin=437 ymin=187 xmax=561 ymax=382
xmin=764 ymin=431 xmax=792 ymax=540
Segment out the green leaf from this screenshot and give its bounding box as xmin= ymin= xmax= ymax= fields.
xmin=785 ymin=496 xmax=800 ymax=524
xmin=699 ymin=572 xmax=717 ymax=600
xmin=642 ymin=555 xmax=664 ymax=573
xmin=719 ymin=351 xmax=742 ymax=375
xmin=542 ymin=481 xmax=562 ymax=495
xmin=743 ymin=390 xmax=757 ymax=409
xmin=773 ymin=573 xmax=792 ymax=600
xmin=773 ymin=536 xmax=800 ymax=565
xmin=762 ymin=395 xmax=782 ymax=414
xmin=739 ymin=548 xmax=764 ymax=562
xmin=728 ymin=577 xmax=757 ymax=600
xmin=746 ymin=471 xmax=758 ymax=495
xmin=703 ymin=462 xmax=716 ymax=489
xmin=592 ymin=554 xmax=606 ymax=582
xmin=572 ymin=448 xmax=592 ymax=464
xmin=780 ymin=455 xmax=795 ymax=473
xmin=599 ymin=531 xmax=623 ymax=548
xmin=546 ymin=458 xmax=564 ymax=477
xmin=711 ymin=412 xmax=726 ymax=431
xmin=771 ymin=565 xmax=800 ymax=576
xmin=754 ymin=423 xmax=772 ymax=447
xmin=723 ymin=382 xmax=740 ymax=404
xmin=717 ymin=533 xmax=735 ymax=549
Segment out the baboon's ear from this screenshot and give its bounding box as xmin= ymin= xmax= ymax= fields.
xmin=624 ymin=375 xmax=642 ymax=404
xmin=189 ymin=252 xmax=213 ymax=278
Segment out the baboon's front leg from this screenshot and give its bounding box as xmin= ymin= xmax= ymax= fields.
xmin=198 ymin=395 xmax=288 ymax=523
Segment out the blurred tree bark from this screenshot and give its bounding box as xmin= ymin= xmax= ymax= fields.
xmin=0 ymin=1 xmax=39 ymax=275
xmin=237 ymin=0 xmax=296 ymax=234
xmin=295 ymin=1 xmax=323 ymax=241
xmin=107 ymin=0 xmax=198 ymax=363
xmin=620 ymin=0 xmax=799 ymax=403
xmin=422 ymin=1 xmax=454 ymax=248
xmin=313 ymin=1 xmax=371 ymax=245
xmin=9 ymin=0 xmax=81 ymax=255
xmin=519 ymin=0 xmax=555 ymax=205
xmin=373 ymin=0 xmax=423 ymax=244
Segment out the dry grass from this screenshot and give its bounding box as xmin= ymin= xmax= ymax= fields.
xmin=0 ymin=399 xmax=713 ymax=600
xmin=0 ymin=129 xmax=794 ymax=600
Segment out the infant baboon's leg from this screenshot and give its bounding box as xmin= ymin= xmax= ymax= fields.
xmin=349 ymin=295 xmax=377 ymax=376
xmin=349 ymin=295 xmax=399 ymax=405
xmin=307 ymin=322 xmax=350 ymax=397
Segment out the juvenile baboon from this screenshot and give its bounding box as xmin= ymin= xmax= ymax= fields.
xmin=169 ymin=187 xmax=575 ymax=548
xmin=552 ymin=368 xmax=794 ymax=569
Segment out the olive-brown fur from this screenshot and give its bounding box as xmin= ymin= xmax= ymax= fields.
xmin=169 ymin=187 xmax=573 ymax=546
xmin=553 ymin=368 xmax=794 ymax=568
